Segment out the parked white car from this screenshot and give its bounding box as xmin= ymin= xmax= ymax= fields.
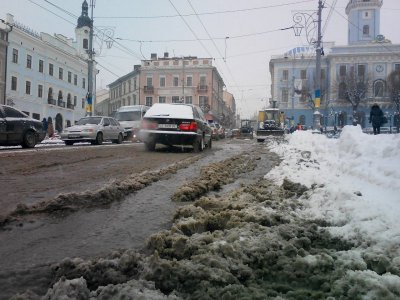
xmin=60 ymin=116 xmax=124 ymax=146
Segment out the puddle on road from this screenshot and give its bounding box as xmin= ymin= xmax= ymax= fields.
xmin=0 ymin=140 xmax=277 ymax=299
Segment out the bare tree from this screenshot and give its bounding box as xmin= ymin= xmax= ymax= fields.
xmin=331 ymin=70 xmax=370 ymax=125
xmin=387 ymin=69 xmax=400 ymax=112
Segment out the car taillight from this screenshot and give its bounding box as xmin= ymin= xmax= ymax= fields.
xmin=179 ymin=121 xmax=198 ymax=132
xmin=141 ymin=120 xmax=157 ymax=129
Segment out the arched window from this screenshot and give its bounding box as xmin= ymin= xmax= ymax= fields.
xmin=83 ymin=38 xmax=88 ymax=49
xmin=363 ymin=25 xmax=369 ymax=36
xmin=48 ymin=87 xmax=53 ymax=100
xmin=58 ymin=90 xmax=63 ymax=100
xmin=338 ymin=82 xmax=347 ymax=99
xmin=373 ymin=80 xmax=385 ymax=97
xmin=67 ymin=93 xmax=72 ymax=105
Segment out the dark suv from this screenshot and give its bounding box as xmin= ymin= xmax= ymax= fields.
xmin=0 ymin=105 xmax=45 ymax=148
xmin=139 ymin=103 xmax=212 ymax=151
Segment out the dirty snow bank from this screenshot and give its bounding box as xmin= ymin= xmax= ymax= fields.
xmin=267 ymin=126 xmax=400 ymax=292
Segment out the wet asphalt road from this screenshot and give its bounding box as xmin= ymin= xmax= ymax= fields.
xmin=0 ymin=139 xmax=276 ymax=299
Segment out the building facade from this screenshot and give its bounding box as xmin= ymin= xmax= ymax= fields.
xmin=269 ymin=0 xmax=400 ymax=129
xmin=108 ymin=53 xmax=227 ymax=123
xmin=0 ymin=27 xmax=7 ymax=105
xmin=0 ymin=1 xmax=95 ymax=132
xmin=222 ymin=91 xmax=237 ymax=128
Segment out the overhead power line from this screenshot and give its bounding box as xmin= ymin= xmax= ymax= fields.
xmin=95 ymin=0 xmax=315 ymax=19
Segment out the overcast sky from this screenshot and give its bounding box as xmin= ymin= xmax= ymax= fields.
xmin=2 ymin=0 xmax=400 ymax=118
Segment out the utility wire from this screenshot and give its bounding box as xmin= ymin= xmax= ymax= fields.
xmin=95 ymin=0 xmax=315 ymax=19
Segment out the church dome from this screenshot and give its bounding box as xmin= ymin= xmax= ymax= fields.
xmin=77 ymin=0 xmax=92 ymax=29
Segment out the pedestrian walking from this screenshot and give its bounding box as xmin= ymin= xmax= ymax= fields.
xmin=42 ymin=118 xmax=48 ymax=134
xmin=47 ymin=116 xmax=55 ymax=138
xmin=369 ymin=103 xmax=384 ymax=135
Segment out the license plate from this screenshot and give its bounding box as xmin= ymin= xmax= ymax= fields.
xmin=158 ymin=124 xmax=177 ymax=129
xmin=68 ymin=135 xmax=80 ymax=138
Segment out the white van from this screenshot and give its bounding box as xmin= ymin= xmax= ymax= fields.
xmin=114 ymin=105 xmax=150 ymax=141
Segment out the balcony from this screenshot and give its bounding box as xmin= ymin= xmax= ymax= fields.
xmin=144 ymin=85 xmax=154 ymax=93
xmin=197 ymin=84 xmax=208 ymax=93
xmin=58 ymin=100 xmax=66 ymax=108
xmin=48 ymin=98 xmax=56 ymax=105
xmin=67 ymin=103 xmax=74 ymax=110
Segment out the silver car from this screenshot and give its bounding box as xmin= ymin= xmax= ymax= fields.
xmin=61 ymin=116 xmax=124 ymax=146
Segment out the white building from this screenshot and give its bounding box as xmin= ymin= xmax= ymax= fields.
xmin=269 ymin=0 xmax=400 ymax=128
xmin=1 ymin=0 xmax=95 ymax=132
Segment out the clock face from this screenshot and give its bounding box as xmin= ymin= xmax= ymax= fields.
xmin=376 ymin=65 xmax=384 ymax=72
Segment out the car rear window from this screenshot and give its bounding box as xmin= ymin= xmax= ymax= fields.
xmin=145 ymin=104 xmax=194 ymax=119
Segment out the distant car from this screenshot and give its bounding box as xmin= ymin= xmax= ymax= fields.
xmin=215 ymin=123 xmax=225 ymax=139
xmin=139 ymin=103 xmax=212 ymax=152
xmin=114 ymin=105 xmax=150 ymax=141
xmin=208 ymin=122 xmax=220 ymax=140
xmin=60 ymin=116 xmax=124 ymax=145
xmin=0 ymin=104 xmax=46 ymax=148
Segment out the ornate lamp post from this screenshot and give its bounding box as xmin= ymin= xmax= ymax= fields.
xmin=291 ymin=1 xmax=324 ymax=130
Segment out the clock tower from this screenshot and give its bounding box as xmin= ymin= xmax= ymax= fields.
xmin=346 ymin=0 xmax=382 ymax=45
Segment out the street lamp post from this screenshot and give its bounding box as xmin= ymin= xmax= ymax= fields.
xmin=292 ymin=0 xmax=323 ymax=130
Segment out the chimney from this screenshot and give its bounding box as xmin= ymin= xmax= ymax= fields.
xmin=6 ymin=13 xmax=14 ymax=25
xmin=164 ymin=52 xmax=169 ymax=58
xmin=134 ymin=65 xmax=141 ymax=71
xmin=150 ymin=53 xmax=157 ymax=60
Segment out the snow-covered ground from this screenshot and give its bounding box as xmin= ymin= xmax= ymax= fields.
xmin=267 ymin=125 xmax=400 ymax=286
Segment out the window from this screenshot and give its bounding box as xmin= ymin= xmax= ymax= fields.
xmin=83 ymin=38 xmax=88 ymax=49
xmin=159 ymin=96 xmax=166 ymax=103
xmin=146 ymin=77 xmax=153 ymax=87
xmin=123 ymin=82 xmax=126 ymax=94
xmin=185 ymin=96 xmax=192 ymax=104
xmin=26 ymin=55 xmax=32 ymax=69
xmin=133 ymin=94 xmax=136 ymax=105
xmin=74 ymin=74 xmax=77 ymax=86
xmin=49 ymin=63 xmax=54 ymax=76
xmin=339 ymin=65 xmax=346 ymax=77
xmin=3 ymin=106 xmax=26 ymax=118
xmin=82 ymin=78 xmax=86 ymax=89
xmin=128 ymin=80 xmax=132 ymax=92
xmin=11 ymin=76 xmax=17 ymax=91
xmin=59 ymin=68 xmax=63 ymax=80
xmin=357 ymin=64 xmax=366 ymax=78
xmin=374 ymin=80 xmax=385 ymax=97
xmin=186 ymin=76 xmax=193 ymax=87
xmin=281 ymin=88 xmax=289 ymax=102
xmin=300 ymin=70 xmax=307 ymax=80
xmin=363 ymin=25 xmax=370 ymax=35
xmin=68 ymin=71 xmax=72 ymax=83
xmin=12 ymin=49 xmax=18 ymax=63
xmin=82 ymin=98 xmax=85 ymax=109
xmin=283 ymin=70 xmax=289 ymax=81
xmin=134 ymin=78 xmax=137 ymax=90
xmin=160 ymin=77 xmax=166 ymax=87
xmin=339 ymin=82 xmax=347 ymax=99
xmin=172 ymin=96 xmax=180 ymax=103
xmin=173 ymin=76 xmax=179 ymax=87
xmin=38 ymin=84 xmax=43 ymax=98
xmin=25 ymin=81 xmax=31 ymax=94
xmin=199 ymin=76 xmax=206 ymax=86
xmin=145 ymin=96 xmax=153 ymax=106
xmin=32 ymin=113 xmax=40 ymax=120
xmin=39 ymin=60 xmax=43 ymax=73
xmin=74 ymin=96 xmax=77 ymax=106
xmin=394 ymin=64 xmax=400 ymax=71
xmin=199 ymin=96 xmax=208 ymax=111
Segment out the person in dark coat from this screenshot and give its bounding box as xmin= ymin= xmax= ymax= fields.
xmin=42 ymin=118 xmax=48 ymax=133
xmin=369 ymin=103 xmax=383 ymax=135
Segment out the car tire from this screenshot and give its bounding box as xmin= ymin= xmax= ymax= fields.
xmin=145 ymin=141 xmax=155 ymax=151
xmin=193 ymin=137 xmax=203 ymax=152
xmin=95 ymin=132 xmax=103 ymax=145
xmin=65 ymin=141 xmax=74 ymax=146
xmin=257 ymin=139 xmax=265 ymax=143
xmin=208 ymin=137 xmax=212 ymax=149
xmin=115 ymin=133 xmax=123 ymax=144
xmin=22 ymin=130 xmax=37 ymax=148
